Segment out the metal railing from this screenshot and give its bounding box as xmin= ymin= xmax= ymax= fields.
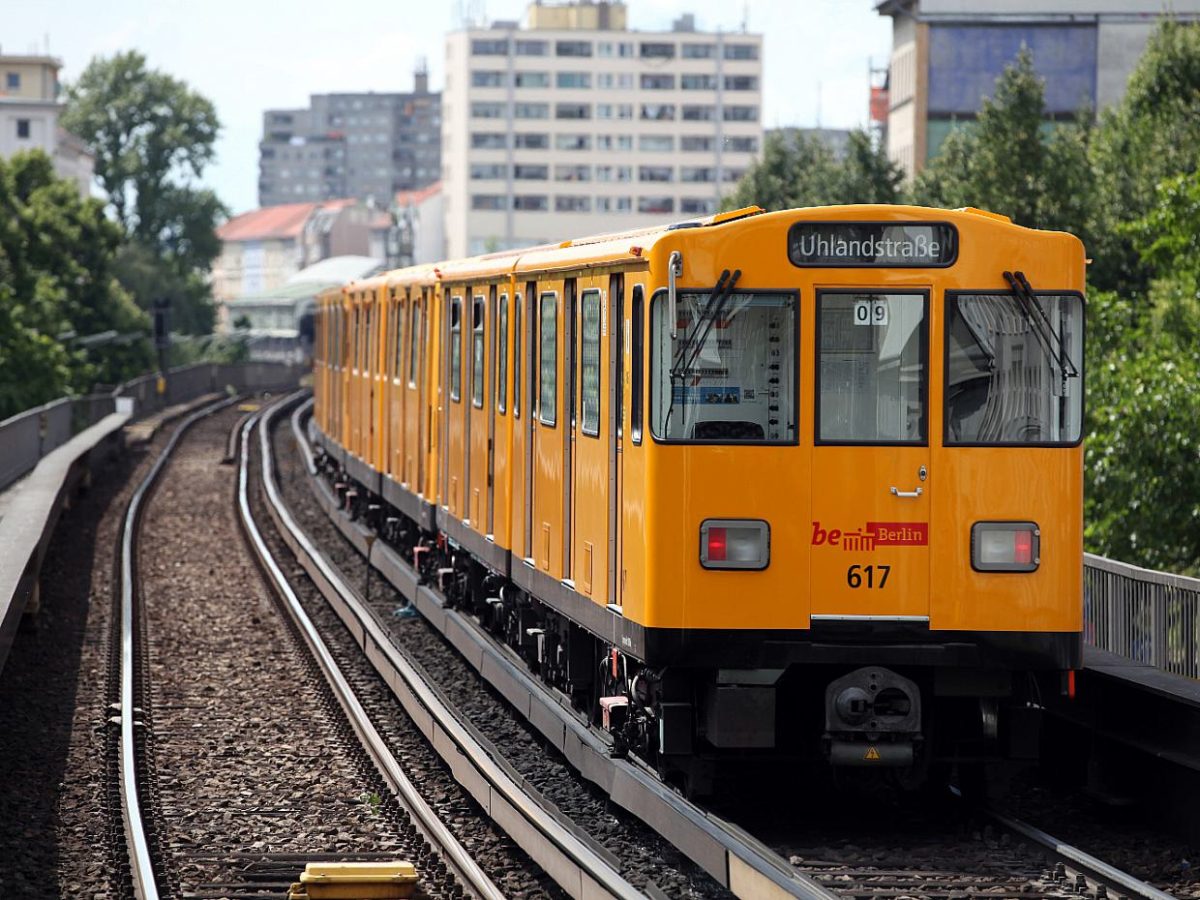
xmin=1085 ymin=553 xmax=1200 ymax=679
xmin=0 ymin=362 xmax=307 ymax=493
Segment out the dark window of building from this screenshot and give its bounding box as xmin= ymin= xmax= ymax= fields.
xmin=723 ymin=105 xmax=758 ymax=122
xmin=514 ymin=132 xmax=549 ymax=149
xmin=514 ymin=195 xmax=548 ymax=211
xmin=514 ymin=71 xmax=550 ymax=88
xmin=472 ymin=70 xmax=505 ymax=88
xmin=681 ymin=135 xmax=714 ymax=152
xmin=556 ymin=40 xmax=592 ymax=57
xmin=725 ymin=136 xmax=758 ymax=152
xmin=640 ymin=42 xmax=675 ymax=59
xmin=640 ymin=104 xmax=675 ymax=121
xmin=724 ymin=43 xmax=759 ymax=60
xmin=638 ymin=165 xmax=673 ymax=182
xmin=472 ymin=38 xmax=509 ymax=55
xmin=638 ymin=196 xmax=675 ymax=214
xmin=681 ymin=198 xmax=717 ymax=215
xmin=681 ymin=105 xmax=714 ymax=121
xmin=471 ymin=132 xmax=506 ymax=149
xmin=472 ymin=194 xmax=507 ymax=210
xmin=555 ymin=195 xmax=591 ymax=212
xmin=640 ymin=73 xmax=675 ymax=90
xmin=516 ymin=39 xmax=547 ymax=56
xmin=681 ymin=43 xmax=715 ymax=59
xmin=681 ymin=73 xmax=716 ymax=90
xmin=556 ymin=72 xmax=592 ymax=89
xmin=724 ymin=75 xmax=758 ymax=91
xmin=514 ymin=164 xmax=548 ymax=180
xmin=555 ymin=103 xmax=591 ymax=119
xmin=6 ymin=72 xmax=20 ymax=90
xmin=16 ymin=118 xmax=30 ymax=139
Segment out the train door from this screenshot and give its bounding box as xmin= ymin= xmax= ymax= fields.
xmin=513 ymin=281 xmax=533 ymax=563
xmin=809 ymin=289 xmax=931 ymax=621
xmin=532 ymin=278 xmax=565 ymax=576
xmin=468 ymin=290 xmax=489 ymax=529
xmin=406 ymin=291 xmax=423 ymax=491
xmin=389 ymin=290 xmax=405 ymax=480
xmin=563 ymin=278 xmax=577 ymax=581
xmin=608 ymin=273 xmax=624 ymax=610
xmin=618 ymin=280 xmax=648 ymax=622
xmin=569 ymin=274 xmax=609 ymax=601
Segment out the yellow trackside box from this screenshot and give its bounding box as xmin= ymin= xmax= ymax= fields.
xmin=298 ymin=861 xmax=418 ymax=899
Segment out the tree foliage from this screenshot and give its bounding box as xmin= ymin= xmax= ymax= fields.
xmin=0 ymin=151 xmax=152 ymax=419
xmin=721 ymin=128 xmax=902 ymax=212
xmin=62 ymin=51 xmax=226 ymax=334
xmin=912 ymin=49 xmax=1093 ymax=234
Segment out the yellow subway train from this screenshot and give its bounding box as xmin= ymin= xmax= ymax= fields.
xmin=311 ymin=204 xmax=1085 ymax=789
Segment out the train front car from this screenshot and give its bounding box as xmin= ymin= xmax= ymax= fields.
xmin=628 ymin=205 xmax=1084 ymax=791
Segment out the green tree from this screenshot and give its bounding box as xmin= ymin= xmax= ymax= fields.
xmin=721 ymin=129 xmax=901 ymax=212
xmin=1088 ymin=19 xmax=1200 ymax=296
xmin=62 ymin=51 xmax=226 ymax=334
xmin=912 ymin=49 xmax=1093 ymax=234
xmin=0 ymin=151 xmax=152 ymax=418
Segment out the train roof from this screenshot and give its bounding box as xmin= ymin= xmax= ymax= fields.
xmin=331 ymin=203 xmax=1080 ymax=296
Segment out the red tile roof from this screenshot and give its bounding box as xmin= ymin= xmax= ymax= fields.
xmin=217 ymin=202 xmax=319 ymax=242
xmin=394 ymin=181 xmax=442 ymax=207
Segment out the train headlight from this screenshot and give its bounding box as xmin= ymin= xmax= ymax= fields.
xmin=700 ymin=519 xmax=770 ymax=570
xmin=971 ymin=522 xmax=1040 ymax=572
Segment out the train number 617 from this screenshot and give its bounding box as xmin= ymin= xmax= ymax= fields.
xmin=847 ymin=564 xmax=891 ymax=589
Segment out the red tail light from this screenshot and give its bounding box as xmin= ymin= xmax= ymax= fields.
xmin=707 ymin=527 xmax=727 ymax=561
xmin=1014 ymin=529 xmax=1033 ymax=565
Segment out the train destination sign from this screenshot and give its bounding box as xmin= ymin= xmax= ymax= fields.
xmin=788 ymin=222 xmax=958 ymax=268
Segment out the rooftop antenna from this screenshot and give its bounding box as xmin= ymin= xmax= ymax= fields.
xmin=741 ymin=3 xmax=748 ymax=32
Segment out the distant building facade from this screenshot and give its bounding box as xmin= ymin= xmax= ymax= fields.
xmin=0 ymin=54 xmax=94 ymax=195
xmin=392 ymin=181 xmax=445 ymax=265
xmin=443 ymin=1 xmax=764 ymax=257
xmin=212 ymin=200 xmax=388 ymax=328
xmin=768 ymin=127 xmax=854 ymax=160
xmin=876 ymin=0 xmax=1200 ymax=178
xmin=258 ymin=66 xmax=441 ymax=207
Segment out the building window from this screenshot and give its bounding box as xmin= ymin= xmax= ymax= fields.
xmin=640 ymin=104 xmax=675 ymax=121
xmin=514 ymin=164 xmax=549 ymax=180
xmin=682 ymin=105 xmax=715 ymax=121
xmin=555 ymin=165 xmax=591 ymax=182
xmin=514 ymin=71 xmax=550 ymax=88
xmin=556 ymin=40 xmax=592 ymax=57
xmin=681 ymin=43 xmax=715 ymax=59
xmin=596 ymin=165 xmax=632 ymax=182
xmin=725 ymin=75 xmax=759 ymax=91
xmin=724 ymin=168 xmax=747 ymax=182
xmin=514 ymin=132 xmax=549 ymax=149
xmin=470 ymin=163 xmax=507 ymax=179
xmin=638 ymin=196 xmax=675 ymax=214
xmin=681 ymin=167 xmax=716 ymax=182
xmin=724 ymin=43 xmax=759 ymax=60
xmin=640 ymin=42 xmax=675 ymax=59
xmin=514 ymin=102 xmax=549 ymax=119
xmin=471 ymin=70 xmax=506 ymax=88
xmin=640 ymin=73 xmax=675 ymax=90
xmin=516 ymin=39 xmax=547 ymax=56
xmin=597 ymin=135 xmax=633 ymax=152
xmin=638 ymin=165 xmax=673 ymax=182
xmin=539 ymin=293 xmax=557 ymax=425
xmin=596 ymin=196 xmax=633 ymax=213
xmin=472 ymin=195 xmax=507 ymax=210
xmin=681 ymin=198 xmax=716 ymax=215
xmin=724 ymin=106 xmax=759 ymax=122
xmin=581 ymin=290 xmax=601 ymax=436
xmin=681 ymin=74 xmax=717 ymax=91
xmin=555 ymin=195 xmax=591 ymax=212
xmin=682 ymin=135 xmax=714 ymax=152
xmin=472 ymin=38 xmax=509 ymax=55
xmin=555 ymin=103 xmax=591 ymax=120
xmin=514 ymin=195 xmax=548 ymax=211
xmin=471 ymin=101 xmax=504 ymax=118
xmin=555 ymin=134 xmax=591 ymax=151
xmin=6 ymin=72 xmax=20 ymax=90
xmin=638 ymin=135 xmax=674 ymax=152
xmin=598 ymin=72 xmax=635 ymax=90
xmin=556 ymin=72 xmax=592 ymax=89
xmin=725 ymin=136 xmax=759 ymax=153
xmin=471 ymin=132 xmax=506 ymax=149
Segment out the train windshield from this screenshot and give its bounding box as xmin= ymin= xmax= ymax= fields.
xmin=945 ymin=293 xmax=1083 ymax=444
xmin=651 ymin=290 xmax=797 ymax=443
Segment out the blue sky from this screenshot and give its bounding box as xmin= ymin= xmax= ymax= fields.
xmin=7 ymin=0 xmax=892 ymax=215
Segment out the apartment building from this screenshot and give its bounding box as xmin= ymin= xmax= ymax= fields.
xmin=877 ymin=0 xmax=1200 ymax=178
xmin=259 ymin=66 xmax=441 ymax=207
xmin=0 ymin=53 xmax=94 ymax=195
xmin=443 ymin=2 xmax=763 ymax=257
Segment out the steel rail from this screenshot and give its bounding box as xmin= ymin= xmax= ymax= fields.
xmin=259 ymin=396 xmax=646 ymax=900
xmin=236 ymin=396 xmax=507 ymax=900
xmin=288 ymin=395 xmax=840 ymax=900
xmin=117 ymin=395 xmax=238 ymax=900
xmin=985 ymin=808 xmax=1179 ymax=900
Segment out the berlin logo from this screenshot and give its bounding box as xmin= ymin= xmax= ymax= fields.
xmin=812 ymin=521 xmax=929 ymax=551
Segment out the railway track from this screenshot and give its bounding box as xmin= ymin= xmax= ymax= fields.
xmin=274 ymin=391 xmax=1185 ymax=900
xmin=109 ymin=397 xmax=547 ymax=900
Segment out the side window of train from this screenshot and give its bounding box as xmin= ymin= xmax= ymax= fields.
xmin=581 ymin=289 xmax=601 ymax=436
xmin=513 ymin=292 xmax=523 ymax=419
xmin=539 ymin=291 xmax=557 ymax=426
xmin=498 ymin=294 xmax=509 ymax=415
xmin=393 ymin=295 xmax=404 ymax=380
xmin=450 ymin=296 xmax=463 ymax=402
xmin=408 ymin=299 xmax=420 ymax=386
xmin=632 ymin=285 xmax=644 ymax=444
xmin=363 ymin=303 xmax=371 ymax=372
xmin=472 ymin=295 xmax=485 ymax=408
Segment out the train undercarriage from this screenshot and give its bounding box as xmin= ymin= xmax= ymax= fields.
xmin=320 ymin=450 xmax=1058 ymax=797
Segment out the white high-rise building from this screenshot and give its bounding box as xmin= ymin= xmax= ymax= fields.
xmin=443 ymin=2 xmax=763 ymax=258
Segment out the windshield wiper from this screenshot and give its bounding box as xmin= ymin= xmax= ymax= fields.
xmin=1002 ymin=270 xmax=1079 ymax=391
xmin=664 ymin=269 xmax=742 ymax=436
